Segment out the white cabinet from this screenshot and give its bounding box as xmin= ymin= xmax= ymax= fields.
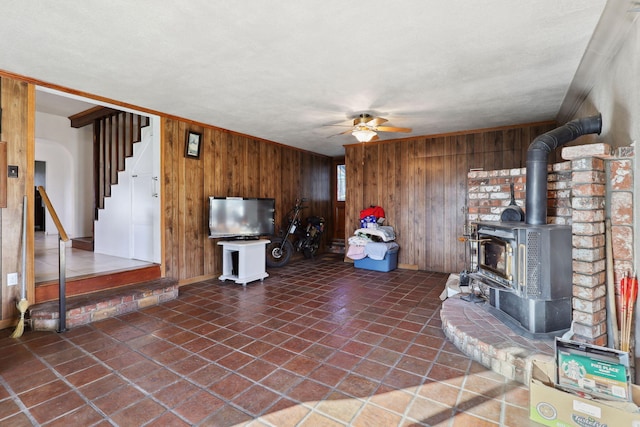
xmin=217 ymin=240 xmax=269 ymax=285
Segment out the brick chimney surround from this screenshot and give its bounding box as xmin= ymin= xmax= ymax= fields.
xmin=440 ymin=143 xmax=635 ymax=383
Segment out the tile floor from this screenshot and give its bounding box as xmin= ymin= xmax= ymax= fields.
xmin=35 ymin=232 xmax=152 ymax=283
xmin=1 ymin=253 xmax=538 ymax=426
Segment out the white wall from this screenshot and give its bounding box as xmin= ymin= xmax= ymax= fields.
xmin=94 ymin=123 xmax=160 ymax=263
xmin=35 ymin=111 xmax=93 ymax=238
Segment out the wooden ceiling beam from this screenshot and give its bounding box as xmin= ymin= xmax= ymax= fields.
xmin=69 ymin=106 xmax=119 ymax=128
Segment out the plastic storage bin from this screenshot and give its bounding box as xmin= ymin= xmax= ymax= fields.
xmin=354 ymin=248 xmax=399 ymax=272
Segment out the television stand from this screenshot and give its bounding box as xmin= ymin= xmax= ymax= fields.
xmin=218 ymin=239 xmax=269 ymax=286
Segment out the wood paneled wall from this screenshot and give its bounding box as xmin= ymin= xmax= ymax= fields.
xmin=0 ymin=77 xmax=35 ymax=329
xmin=162 ymin=118 xmax=331 ymax=283
xmin=345 ymin=122 xmax=558 ymax=273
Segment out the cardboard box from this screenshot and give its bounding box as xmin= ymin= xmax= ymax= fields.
xmin=556 ymin=338 xmax=631 ymax=402
xmin=354 ymin=248 xmax=398 ymax=272
xmin=530 ymin=359 xmax=640 ymax=426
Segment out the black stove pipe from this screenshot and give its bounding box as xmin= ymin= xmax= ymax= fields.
xmin=525 ymin=113 xmax=602 ymax=225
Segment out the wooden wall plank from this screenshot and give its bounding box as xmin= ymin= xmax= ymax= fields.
xmin=345 ymin=121 xmax=558 ymax=273
xmin=1 ymin=77 xmax=30 ymax=325
xmin=160 ymin=119 xmax=331 ymax=282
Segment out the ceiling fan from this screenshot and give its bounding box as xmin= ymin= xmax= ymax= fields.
xmin=331 ymin=113 xmax=412 ymax=142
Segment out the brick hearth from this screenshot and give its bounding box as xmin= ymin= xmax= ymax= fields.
xmin=442 ymin=143 xmax=634 ymax=381
xmin=441 ymin=291 xmax=554 ymax=385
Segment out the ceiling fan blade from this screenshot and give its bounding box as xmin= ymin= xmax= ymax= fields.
xmin=370 ymin=134 xmax=380 ymax=141
xmin=327 ymin=129 xmax=355 ymax=138
xmin=376 ymin=126 xmax=412 ymax=133
xmin=367 ymin=117 xmax=388 ymax=126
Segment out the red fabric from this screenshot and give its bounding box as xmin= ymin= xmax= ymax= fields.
xmin=359 ymin=206 xmax=385 ymax=219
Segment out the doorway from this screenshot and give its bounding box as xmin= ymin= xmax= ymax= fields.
xmin=331 ymin=158 xmax=346 ymax=253
xmin=34 ymin=161 xmax=45 ymax=232
xmin=34 ymin=87 xmax=161 ymax=284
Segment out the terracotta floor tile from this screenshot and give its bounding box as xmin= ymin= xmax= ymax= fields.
xmin=351 ymin=402 xmax=403 ymax=427
xmin=119 ymin=358 xmax=162 ymax=381
xmin=418 ymin=380 xmax=461 ymax=407
xmin=186 ymin=363 xmax=230 ymax=387
xmin=152 ymin=379 xmax=201 ymax=408
xmin=260 ymin=369 xmax=303 ymax=393
xmin=352 ymin=359 xmax=391 ymax=381
xmin=367 ymin=347 xmax=403 ymax=367
xmin=110 ymin=397 xmax=167 ymax=426
xmin=298 ymin=410 xmax=346 ymax=427
xmin=451 ymin=410 xmax=500 ymax=426
xmin=144 ymin=411 xmax=192 ymax=427
xmin=216 ymin=350 xmax=254 ymax=370
xmin=66 ymin=363 xmax=111 ymax=388
xmin=308 ymin=364 xmax=348 ymax=388
xmin=135 ymin=368 xmax=181 ymax=394
xmin=19 ymin=379 xmax=72 ymax=408
xmin=337 ymin=373 xmax=379 ymax=398
xmin=52 ymin=354 xmax=97 ymax=376
xmin=43 ymin=404 xmax=104 ymax=427
xmin=209 ymin=373 xmax=253 ymax=400
xmin=29 ymin=391 xmax=86 ymax=425
xmin=241 ymin=340 xmax=276 ymax=357
xmin=166 ymin=355 xmax=210 ymax=377
xmin=455 ymin=390 xmax=503 ymax=423
xmin=93 ymin=385 xmax=145 ymax=416
xmin=325 ymin=350 xmax=361 ymax=371
xmin=181 ymin=336 xmax=216 ymax=353
xmin=237 ymin=359 xmax=277 ymax=382
xmin=0 ymin=398 xmax=22 ymax=420
xmin=283 ymin=355 xmax=322 ymax=376
xmin=102 ymin=349 xmax=146 ymax=371
xmin=0 ymin=256 xmax=537 ymax=425
xmin=260 ymin=346 xmax=297 ymax=365
xmin=256 ymin=397 xmax=311 ymax=427
xmin=4 ymin=368 xmax=58 ymax=394
xmin=314 ymin=391 xmax=364 ymax=424
xmin=78 ymin=374 xmax=127 ymax=400
xmin=406 ymin=395 xmax=454 ymax=426
xmin=286 ymin=379 xmax=331 ymax=404
xmin=381 ymin=367 xmax=424 ymax=391
xmin=0 ymin=411 xmax=35 ymax=427
xmin=202 ymin=404 xmax=254 ymax=426
xmin=232 ymin=384 xmax=280 ymax=416
xmin=173 ymin=390 xmax=225 ymax=425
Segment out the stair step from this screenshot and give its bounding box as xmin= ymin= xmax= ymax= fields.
xmin=71 ymin=237 xmax=94 ymax=251
xmin=29 ymin=277 xmax=178 ymax=331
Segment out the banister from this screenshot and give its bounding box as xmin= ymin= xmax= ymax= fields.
xmin=37 ymin=186 xmax=69 ymax=242
xmin=37 ymin=185 xmax=69 ymax=332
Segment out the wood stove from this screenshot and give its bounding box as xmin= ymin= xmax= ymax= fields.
xmin=470 ymin=221 xmax=573 ymax=334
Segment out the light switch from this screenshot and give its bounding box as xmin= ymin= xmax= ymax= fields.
xmin=8 ymin=165 xmax=18 ymax=178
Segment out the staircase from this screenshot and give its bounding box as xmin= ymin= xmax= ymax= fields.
xmin=69 ymin=107 xmax=150 ymax=249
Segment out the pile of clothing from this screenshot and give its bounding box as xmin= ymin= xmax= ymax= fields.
xmin=346 ymin=206 xmax=399 ymax=261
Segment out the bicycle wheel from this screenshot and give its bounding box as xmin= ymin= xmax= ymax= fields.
xmin=266 ymin=237 xmax=294 ymax=267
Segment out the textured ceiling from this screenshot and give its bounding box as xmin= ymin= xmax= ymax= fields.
xmin=2 ymin=1 xmax=613 ymax=156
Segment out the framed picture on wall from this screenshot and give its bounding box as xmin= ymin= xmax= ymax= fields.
xmin=185 ymin=130 xmax=202 ymax=159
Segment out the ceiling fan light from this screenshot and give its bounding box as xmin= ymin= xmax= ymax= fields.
xmin=352 ymin=129 xmax=376 ymax=142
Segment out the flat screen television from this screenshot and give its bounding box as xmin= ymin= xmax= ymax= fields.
xmin=208 ymin=197 xmax=275 ymax=239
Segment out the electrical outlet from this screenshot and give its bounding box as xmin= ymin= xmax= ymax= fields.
xmin=7 ymin=273 xmax=18 ymax=286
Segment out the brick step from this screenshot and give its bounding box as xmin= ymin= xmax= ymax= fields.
xmin=29 ymin=277 xmax=179 ymax=331
xmin=439 ymin=275 xmax=554 ymax=384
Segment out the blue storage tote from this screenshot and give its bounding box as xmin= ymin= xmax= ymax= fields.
xmin=354 ymin=247 xmax=398 ymax=272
